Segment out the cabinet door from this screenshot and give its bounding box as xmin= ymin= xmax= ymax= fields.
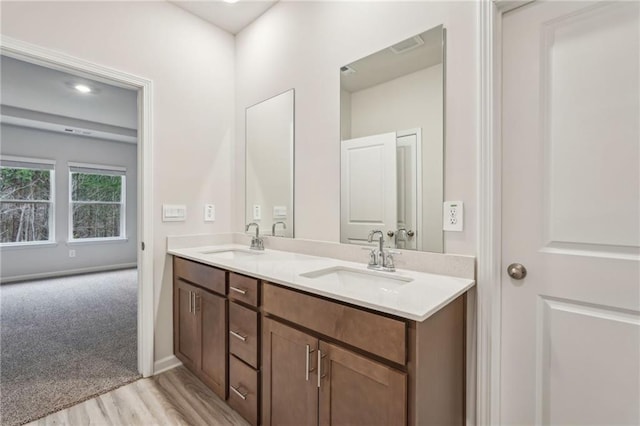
xmin=318 ymin=341 xmax=407 ymax=426
xmin=262 ymin=318 xmax=318 ymax=426
xmin=198 ymin=290 xmax=227 ymax=399
xmin=174 ymin=279 xmax=200 ymax=370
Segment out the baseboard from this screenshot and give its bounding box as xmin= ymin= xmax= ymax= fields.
xmin=0 ymin=263 xmax=137 ymax=284
xmin=154 ymin=355 xmax=182 ymax=375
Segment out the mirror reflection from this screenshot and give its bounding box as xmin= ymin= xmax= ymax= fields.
xmin=245 ymin=89 xmax=294 ymax=237
xmin=340 ymin=25 xmax=444 ymax=253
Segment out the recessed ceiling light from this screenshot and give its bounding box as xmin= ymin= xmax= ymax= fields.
xmin=74 ymin=84 xmax=92 ymax=93
xmin=223 ymin=0 xmax=239 ymax=3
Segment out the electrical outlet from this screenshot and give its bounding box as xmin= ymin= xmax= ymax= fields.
xmin=204 ymin=204 xmax=215 ymax=222
xmin=253 ymin=204 xmax=261 ymax=221
xmin=69 ymin=249 xmax=76 ymax=258
xmin=443 ymin=201 xmax=463 ymax=231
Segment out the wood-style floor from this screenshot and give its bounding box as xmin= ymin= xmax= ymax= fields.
xmin=26 ymin=366 xmax=250 ymax=426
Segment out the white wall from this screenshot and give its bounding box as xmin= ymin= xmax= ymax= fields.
xmin=1 ymin=124 xmax=137 ymax=279
xmin=235 ymin=1 xmax=478 ymax=255
xmin=0 ymin=1 xmax=236 ymax=364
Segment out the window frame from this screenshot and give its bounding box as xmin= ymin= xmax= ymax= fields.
xmin=0 ymin=156 xmax=56 ymax=247
xmin=67 ymin=162 xmax=127 ymax=243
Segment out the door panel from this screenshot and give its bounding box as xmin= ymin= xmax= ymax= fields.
xmin=262 ymin=318 xmax=318 ymax=426
xmin=341 ymin=132 xmax=397 ymax=245
xmin=396 ymin=133 xmax=419 ymax=250
xmin=318 ymin=341 xmax=406 ymax=426
xmin=199 ymin=290 xmax=227 ymax=399
xmin=175 ymin=280 xmax=200 ymax=370
xmin=502 ymin=2 xmax=640 ymax=424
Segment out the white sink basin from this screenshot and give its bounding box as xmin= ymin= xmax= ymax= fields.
xmin=199 ymin=248 xmax=262 ymax=259
xmin=299 ymin=266 xmax=413 ymax=292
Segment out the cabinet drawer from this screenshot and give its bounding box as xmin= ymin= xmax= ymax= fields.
xmin=263 ymin=283 xmax=407 ymax=365
xmin=228 ymin=272 xmax=259 ymax=307
xmin=229 ymin=302 xmax=259 ymax=368
xmin=229 ymin=355 xmax=259 ymax=426
xmin=174 ymin=257 xmax=226 ymax=295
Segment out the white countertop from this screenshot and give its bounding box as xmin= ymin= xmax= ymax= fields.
xmin=168 ymin=244 xmax=475 ymax=322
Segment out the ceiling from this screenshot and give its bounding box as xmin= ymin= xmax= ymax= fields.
xmin=341 ymin=26 xmax=444 ymax=93
xmin=1 ymin=55 xmax=138 ymax=143
xmin=170 ymin=0 xmax=278 ymax=35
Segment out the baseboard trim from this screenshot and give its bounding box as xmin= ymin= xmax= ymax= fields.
xmin=154 ymin=355 xmax=182 ymax=375
xmin=0 ymin=263 xmax=137 ymax=284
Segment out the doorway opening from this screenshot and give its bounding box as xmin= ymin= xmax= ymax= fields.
xmin=0 ymin=38 xmax=154 ymax=425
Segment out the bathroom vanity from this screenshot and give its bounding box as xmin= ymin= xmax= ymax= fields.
xmin=170 ymin=244 xmax=474 ymax=426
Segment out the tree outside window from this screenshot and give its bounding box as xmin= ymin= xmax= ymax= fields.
xmin=69 ymin=166 xmax=125 ymax=240
xmin=0 ymin=159 xmax=55 ymax=245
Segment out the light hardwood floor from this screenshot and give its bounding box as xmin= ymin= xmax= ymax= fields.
xmin=26 ymin=366 xmax=250 ymax=426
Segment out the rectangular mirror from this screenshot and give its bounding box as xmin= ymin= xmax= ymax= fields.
xmin=340 ymin=25 xmax=444 ymax=253
xmin=245 ymin=89 xmax=294 ymax=237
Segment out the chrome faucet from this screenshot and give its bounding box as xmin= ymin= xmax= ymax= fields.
xmin=367 ymin=229 xmax=399 ymax=272
xmin=272 ymin=221 xmax=287 ymax=237
xmin=245 ymin=222 xmax=264 ymax=250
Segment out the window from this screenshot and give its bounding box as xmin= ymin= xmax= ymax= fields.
xmin=0 ymin=157 xmax=55 ymax=245
xmin=69 ymin=163 xmax=126 ymax=241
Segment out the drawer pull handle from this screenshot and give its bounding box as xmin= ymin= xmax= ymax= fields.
xmin=305 ymin=344 xmax=315 ymax=381
xmin=230 ymin=330 xmax=247 ymax=342
xmin=230 ymin=286 xmax=247 ymax=295
xmin=230 ymin=385 xmax=248 ymax=400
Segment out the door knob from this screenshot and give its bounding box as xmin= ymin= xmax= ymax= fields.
xmin=407 ymin=230 xmax=415 ymax=237
xmin=387 ymin=231 xmax=394 ymax=237
xmin=507 ymin=263 xmax=527 ymax=280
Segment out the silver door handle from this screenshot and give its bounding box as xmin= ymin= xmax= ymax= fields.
xmin=305 ymin=344 xmax=315 ymax=381
xmin=188 ymin=291 xmax=193 ymax=313
xmin=317 ymin=349 xmax=326 ymax=388
xmin=407 ymin=230 xmax=415 ymax=237
xmin=507 ymin=263 xmax=527 ymax=280
xmin=230 ymin=385 xmax=248 ymax=400
xmin=230 ymin=286 xmax=247 ymax=295
xmin=230 ymin=330 xmax=247 ymax=342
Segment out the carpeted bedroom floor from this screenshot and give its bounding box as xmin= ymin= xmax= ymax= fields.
xmin=0 ymin=269 xmax=140 ymax=426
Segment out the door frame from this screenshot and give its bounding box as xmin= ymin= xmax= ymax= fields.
xmin=476 ymin=1 xmax=534 ymax=424
xmin=1 ymin=36 xmax=155 ymax=377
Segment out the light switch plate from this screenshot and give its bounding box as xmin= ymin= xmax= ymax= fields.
xmin=163 ymin=204 xmax=187 ymax=222
xmin=273 ymin=205 xmax=287 ymax=218
xmin=253 ymin=204 xmax=261 ymax=221
xmin=443 ymin=201 xmax=463 ymax=231
xmin=204 ymin=204 xmax=215 ymax=222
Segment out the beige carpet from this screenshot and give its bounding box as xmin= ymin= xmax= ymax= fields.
xmin=0 ymin=269 xmax=140 ymax=426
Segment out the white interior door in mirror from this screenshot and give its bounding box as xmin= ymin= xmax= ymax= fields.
xmin=341 ymin=132 xmax=397 ymax=245
xmin=396 ymin=131 xmax=421 ymax=250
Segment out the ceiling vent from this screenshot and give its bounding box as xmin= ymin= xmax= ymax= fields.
xmin=390 ymin=35 xmax=424 ymax=54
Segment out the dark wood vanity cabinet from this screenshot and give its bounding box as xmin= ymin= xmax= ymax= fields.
xmin=173 ymin=257 xmax=227 ymax=400
xmin=173 ymin=256 xmax=466 ymax=426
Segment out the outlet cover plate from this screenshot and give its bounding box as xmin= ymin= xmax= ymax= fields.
xmin=443 ymin=201 xmax=463 ymax=231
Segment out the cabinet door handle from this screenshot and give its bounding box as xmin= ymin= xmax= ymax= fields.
xmin=305 ymin=344 xmax=315 ymax=381
xmin=230 ymin=385 xmax=248 ymax=400
xmin=188 ymin=291 xmax=193 ymax=313
xmin=230 ymin=286 xmax=247 ymax=295
xmin=230 ymin=330 xmax=247 ymax=342
xmin=317 ymin=349 xmax=326 ymax=388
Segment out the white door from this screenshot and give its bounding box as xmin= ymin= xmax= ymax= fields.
xmin=341 ymin=132 xmax=397 ymax=245
xmin=396 ymin=131 xmax=420 ymax=250
xmin=502 ymin=2 xmax=640 ymax=425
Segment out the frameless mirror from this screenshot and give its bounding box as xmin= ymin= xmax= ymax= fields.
xmin=245 ymin=89 xmax=294 ymax=237
xmin=340 ymin=25 xmax=444 ymax=253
